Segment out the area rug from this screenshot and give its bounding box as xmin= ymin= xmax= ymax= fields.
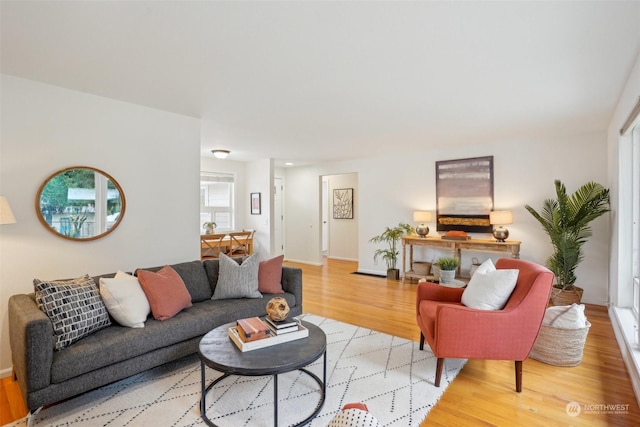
xmin=8 ymin=314 xmax=465 ymax=427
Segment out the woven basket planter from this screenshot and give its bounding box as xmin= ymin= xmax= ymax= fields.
xmin=529 ymin=320 xmax=591 ymax=366
xmin=550 ymin=286 xmax=584 ymax=306
xmin=413 ymin=261 xmax=431 ymax=276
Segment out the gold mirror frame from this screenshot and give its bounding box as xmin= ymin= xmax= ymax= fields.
xmin=36 ymin=166 xmax=126 ymax=241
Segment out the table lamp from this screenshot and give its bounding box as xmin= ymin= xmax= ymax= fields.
xmin=413 ymin=211 xmax=432 ymax=238
xmin=489 ymin=210 xmax=512 ymax=242
xmin=0 ymin=197 xmax=16 ymax=224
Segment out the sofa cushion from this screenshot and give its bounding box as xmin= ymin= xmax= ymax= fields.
xmin=137 ymin=266 xmax=193 ymax=320
xmin=99 ymin=271 xmax=150 ymax=328
xmin=137 ymin=260 xmax=212 ymax=303
xmin=212 ymin=253 xmax=262 ymax=300
xmin=50 ymin=291 xmax=299 ymax=384
xmin=258 ymin=255 xmax=285 ymax=294
xmin=34 ymin=275 xmax=111 ymax=351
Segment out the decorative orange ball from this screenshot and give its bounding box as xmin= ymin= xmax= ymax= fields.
xmin=266 ymin=297 xmax=290 ymax=321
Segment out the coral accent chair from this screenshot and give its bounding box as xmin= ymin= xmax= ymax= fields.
xmin=416 ymin=258 xmax=554 ymax=392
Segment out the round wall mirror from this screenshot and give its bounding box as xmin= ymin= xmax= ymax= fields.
xmin=36 ymin=166 xmax=126 ymax=241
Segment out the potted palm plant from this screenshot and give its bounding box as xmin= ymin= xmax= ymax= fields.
xmin=370 ymin=222 xmax=414 ymax=280
xmin=525 ymin=180 xmax=610 ymax=305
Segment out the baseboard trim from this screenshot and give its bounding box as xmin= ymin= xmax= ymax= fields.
xmin=0 ymin=367 xmax=12 ymax=378
xmin=326 ymin=256 xmax=358 ymax=262
xmin=283 ymin=258 xmax=323 ymax=267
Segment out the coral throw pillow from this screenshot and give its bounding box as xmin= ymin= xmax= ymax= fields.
xmin=258 ymin=255 xmax=285 ymax=294
xmin=137 ymin=266 xmax=192 ymax=320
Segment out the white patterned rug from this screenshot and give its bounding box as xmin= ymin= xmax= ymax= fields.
xmin=8 ymin=314 xmax=465 ymax=427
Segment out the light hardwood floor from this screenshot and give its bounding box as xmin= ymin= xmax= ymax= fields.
xmin=1 ymin=258 xmax=639 ymax=426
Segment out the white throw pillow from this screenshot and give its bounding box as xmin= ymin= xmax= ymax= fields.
xmin=542 ymin=304 xmax=587 ymax=329
xmin=100 ymin=270 xmax=150 ymax=328
xmin=474 ymin=258 xmax=496 ymax=275
xmin=461 ymin=268 xmax=519 ymax=310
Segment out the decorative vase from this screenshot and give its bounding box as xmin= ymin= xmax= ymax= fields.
xmin=205 ymin=226 xmax=214 ymax=234
xmin=439 ymin=269 xmax=456 ymax=285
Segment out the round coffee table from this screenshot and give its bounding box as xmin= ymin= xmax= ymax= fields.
xmin=198 ymin=320 xmax=326 ymax=427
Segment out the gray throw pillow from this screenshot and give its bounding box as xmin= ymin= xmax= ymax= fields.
xmin=212 ymin=253 xmax=262 ymax=300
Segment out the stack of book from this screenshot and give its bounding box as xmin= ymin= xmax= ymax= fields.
xmin=228 ymin=316 xmax=309 ymax=352
xmin=264 ymin=316 xmax=300 ymax=335
xmin=236 ymin=317 xmax=271 ymax=342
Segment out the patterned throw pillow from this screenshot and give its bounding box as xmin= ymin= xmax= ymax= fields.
xmin=34 ymin=275 xmax=111 ymax=351
xmin=212 ymin=253 xmax=262 ymax=300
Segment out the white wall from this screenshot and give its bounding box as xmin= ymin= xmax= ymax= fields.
xmin=244 ymin=159 xmax=273 ymax=259
xmin=284 ymin=131 xmax=610 ymax=304
xmin=0 ymin=75 xmax=201 ymax=373
xmin=325 ymin=173 xmax=358 ymax=261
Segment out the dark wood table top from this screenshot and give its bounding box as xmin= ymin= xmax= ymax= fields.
xmin=199 ymin=320 xmax=326 ymax=376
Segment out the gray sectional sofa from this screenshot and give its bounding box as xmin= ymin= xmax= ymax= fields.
xmin=8 ymin=258 xmax=303 ymax=411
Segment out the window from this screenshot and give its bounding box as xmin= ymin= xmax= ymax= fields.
xmin=200 ymin=172 xmax=235 ymax=232
xmin=632 ymin=124 xmax=640 ymax=317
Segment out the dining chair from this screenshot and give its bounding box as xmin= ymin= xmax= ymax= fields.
xmin=228 ymin=231 xmax=253 ymax=256
xmin=200 ymin=233 xmax=227 ymax=260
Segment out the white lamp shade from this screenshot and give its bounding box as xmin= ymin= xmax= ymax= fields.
xmin=489 ymin=211 xmax=513 ymax=225
xmin=413 ymin=211 xmax=432 ymax=222
xmin=0 ymin=197 xmax=17 ymax=224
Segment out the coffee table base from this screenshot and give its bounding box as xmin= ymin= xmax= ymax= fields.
xmin=200 ymin=351 xmax=326 ymax=427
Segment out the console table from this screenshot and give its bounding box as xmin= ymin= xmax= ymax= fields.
xmin=401 ymin=235 xmax=521 ymax=283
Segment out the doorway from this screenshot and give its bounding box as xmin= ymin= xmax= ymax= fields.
xmin=321 ymin=173 xmax=358 ymax=261
xmin=274 ymin=177 xmax=284 ymax=256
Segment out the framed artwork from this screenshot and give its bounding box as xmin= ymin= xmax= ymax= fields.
xmin=250 ymin=192 xmax=261 ymax=215
xmin=333 ymin=188 xmax=354 ymax=219
xmin=436 ymin=156 xmax=494 ymax=233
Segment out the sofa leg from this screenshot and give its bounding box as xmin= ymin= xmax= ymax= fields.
xmin=435 ymin=358 xmax=444 ymax=387
xmin=419 ymin=332 xmax=425 ymax=350
xmin=27 ymin=407 xmax=42 ymax=427
xmin=515 ymin=360 xmax=523 ymax=392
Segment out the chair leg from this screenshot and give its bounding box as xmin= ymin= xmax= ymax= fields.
xmin=419 ymin=332 xmax=425 ymax=350
xmin=435 ymin=358 xmax=444 ymax=387
xmin=515 ymin=360 xmax=523 ymax=392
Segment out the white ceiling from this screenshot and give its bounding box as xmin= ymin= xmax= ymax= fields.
xmin=2 ymin=1 xmax=640 ymax=166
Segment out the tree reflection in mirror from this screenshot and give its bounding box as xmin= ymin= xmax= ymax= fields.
xmin=36 ymin=166 xmax=125 ymax=241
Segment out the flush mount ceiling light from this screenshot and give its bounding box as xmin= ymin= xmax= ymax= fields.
xmin=212 ymin=149 xmax=230 ymax=159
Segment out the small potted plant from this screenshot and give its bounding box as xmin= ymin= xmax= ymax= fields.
xmin=370 ymin=222 xmax=414 ymax=280
xmin=202 ymin=221 xmax=216 ymax=234
xmin=435 ymin=257 xmax=460 ymax=284
xmin=525 ymin=180 xmax=609 ymax=305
